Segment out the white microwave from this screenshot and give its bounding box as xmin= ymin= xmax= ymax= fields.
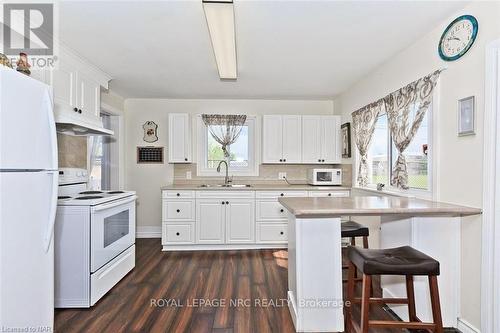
xmin=307 ymin=168 xmax=342 ymax=186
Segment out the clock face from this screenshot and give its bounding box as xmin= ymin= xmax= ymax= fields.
xmin=439 ymin=15 xmax=478 ymax=61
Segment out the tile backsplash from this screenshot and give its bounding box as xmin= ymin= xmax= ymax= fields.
xmin=57 ymin=134 xmax=87 ymax=168
xmin=174 ymin=163 xmax=352 ymax=187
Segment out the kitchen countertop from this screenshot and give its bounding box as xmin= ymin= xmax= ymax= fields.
xmin=161 ymin=183 xmax=351 ymax=191
xmin=278 ymin=196 xmax=482 ymax=218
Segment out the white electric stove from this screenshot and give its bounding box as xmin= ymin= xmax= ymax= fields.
xmin=55 ymin=168 xmax=137 ymax=308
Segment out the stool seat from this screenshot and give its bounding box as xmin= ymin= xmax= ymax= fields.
xmin=341 ymin=221 xmax=369 ymax=238
xmin=347 ymin=246 xmax=440 ymax=276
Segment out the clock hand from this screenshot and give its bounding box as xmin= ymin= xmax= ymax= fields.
xmin=447 ymin=37 xmax=461 ymax=41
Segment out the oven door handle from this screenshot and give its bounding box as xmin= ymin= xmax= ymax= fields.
xmin=92 ymin=195 xmax=138 ymax=212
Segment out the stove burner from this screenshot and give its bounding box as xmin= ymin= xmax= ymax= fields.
xmin=75 ymin=196 xmax=103 ymax=200
xmin=79 ymin=191 xmax=103 ymax=195
xmin=107 ymin=191 xmax=125 ymax=194
xmin=58 ymin=196 xmax=71 ymax=199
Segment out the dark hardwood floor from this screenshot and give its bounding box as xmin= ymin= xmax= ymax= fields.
xmin=55 ymin=238 xmax=398 ymax=333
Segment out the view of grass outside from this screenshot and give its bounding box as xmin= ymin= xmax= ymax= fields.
xmin=366 ymin=111 xmax=430 ymax=190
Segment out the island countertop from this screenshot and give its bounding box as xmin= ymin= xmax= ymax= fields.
xmin=278 ymin=196 xmax=482 ymax=218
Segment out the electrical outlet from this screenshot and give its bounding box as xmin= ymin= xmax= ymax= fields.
xmin=186 ymin=171 xmax=192 ymax=180
xmin=278 ymin=172 xmax=287 ymax=180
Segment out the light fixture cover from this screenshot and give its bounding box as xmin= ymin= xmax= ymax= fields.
xmin=203 ymin=1 xmax=237 ymax=79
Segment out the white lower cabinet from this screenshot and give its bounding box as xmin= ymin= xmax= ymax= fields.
xmin=257 ymin=223 xmax=288 ymax=243
xmin=196 ymin=199 xmax=225 ymax=244
xmin=161 ymin=189 xmax=350 ymax=249
xmin=226 ymin=199 xmax=255 ymax=244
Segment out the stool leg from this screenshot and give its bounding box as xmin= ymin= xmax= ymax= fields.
xmin=405 ymin=275 xmax=418 ymax=322
xmin=362 ymin=236 xmax=369 ymax=249
xmin=360 ymin=274 xmax=371 ymax=333
xmin=346 ymin=261 xmax=356 ymax=333
xmin=429 ymin=275 xmax=443 ymax=333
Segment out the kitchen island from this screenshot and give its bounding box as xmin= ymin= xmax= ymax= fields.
xmin=278 ymin=196 xmax=481 ymax=333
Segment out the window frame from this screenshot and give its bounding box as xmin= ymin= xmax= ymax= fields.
xmin=196 ymin=115 xmax=260 ymax=177
xmin=356 ymin=101 xmax=434 ymax=199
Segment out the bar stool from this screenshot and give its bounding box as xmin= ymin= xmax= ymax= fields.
xmin=341 ymin=221 xmax=369 ymax=283
xmin=341 ymin=221 xmax=369 ymax=248
xmin=345 ymin=246 xmax=443 ymax=333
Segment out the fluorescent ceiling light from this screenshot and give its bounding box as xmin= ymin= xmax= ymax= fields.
xmin=202 ymin=0 xmax=237 ymax=80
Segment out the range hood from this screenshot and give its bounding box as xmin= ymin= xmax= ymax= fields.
xmin=54 ymin=110 xmax=114 ymax=136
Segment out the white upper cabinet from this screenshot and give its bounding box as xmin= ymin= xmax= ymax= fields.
xmin=321 ymin=116 xmax=341 ymax=164
xmin=301 ymin=116 xmax=322 ymax=163
xmin=262 ymin=115 xmax=301 ymax=164
xmin=282 ymin=116 xmax=302 ymax=163
xmin=76 ymin=71 xmax=100 ymax=119
xmin=50 ymin=47 xmax=111 ymax=129
xmin=262 ymin=115 xmax=283 ymax=163
xmin=301 ymin=115 xmax=341 ymax=164
xmin=168 ymin=113 xmax=192 ymax=163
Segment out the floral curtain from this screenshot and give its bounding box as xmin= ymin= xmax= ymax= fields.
xmin=202 ymin=114 xmax=247 ymax=158
xmin=383 ymin=69 xmax=442 ymax=189
xmin=351 ymin=101 xmax=383 ymax=187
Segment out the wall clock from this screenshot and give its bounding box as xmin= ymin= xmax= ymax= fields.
xmin=438 ymin=15 xmax=478 ymax=61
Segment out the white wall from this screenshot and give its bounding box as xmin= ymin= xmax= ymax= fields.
xmin=334 ymin=2 xmax=500 ymax=329
xmin=124 ymin=99 xmax=334 ymax=230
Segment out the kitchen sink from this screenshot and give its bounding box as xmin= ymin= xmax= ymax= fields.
xmin=198 ymin=184 xmax=252 ymax=188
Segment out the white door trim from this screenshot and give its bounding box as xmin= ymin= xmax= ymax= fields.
xmin=481 ymin=38 xmax=500 ymax=333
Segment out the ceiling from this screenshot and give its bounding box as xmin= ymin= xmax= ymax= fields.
xmin=59 ymin=1 xmax=467 ymax=99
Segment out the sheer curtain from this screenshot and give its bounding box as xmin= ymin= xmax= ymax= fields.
xmin=202 ymin=114 xmax=247 ymax=158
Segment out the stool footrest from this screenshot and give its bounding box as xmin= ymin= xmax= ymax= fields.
xmin=351 ymin=297 xmax=409 ymax=304
xmin=368 ymin=320 xmax=435 ymax=330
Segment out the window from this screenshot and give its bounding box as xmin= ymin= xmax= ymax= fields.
xmin=197 ymin=116 xmax=258 ymax=176
xmin=365 ymin=104 xmax=432 ymax=191
xmin=89 ymin=113 xmax=112 ymax=190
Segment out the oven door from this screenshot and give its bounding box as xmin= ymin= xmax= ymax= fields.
xmin=90 ymin=196 xmax=137 ymax=273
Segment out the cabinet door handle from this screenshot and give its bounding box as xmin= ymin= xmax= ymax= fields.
xmin=176 ymin=209 xmax=180 ymax=213
xmin=279 ymin=159 xmax=283 ymax=162
xmin=226 ymin=201 xmax=229 ymax=204
xmin=280 ymin=231 xmax=284 ymax=235
xmin=184 ymin=158 xmax=188 ymax=161
xmin=283 ymin=159 xmax=286 ymax=162
xmin=78 ymin=109 xmax=82 ymax=114
xmin=280 ymin=209 xmax=284 ymax=213
xmin=176 ymin=232 xmax=180 ymax=236
xmin=318 ymin=159 xmax=321 ymax=162
xmin=322 ymin=159 xmax=325 ymax=162
xmin=328 ymin=193 xmax=332 ymax=197
xmin=222 ymin=201 xmax=225 ymax=205
xmin=280 ymin=193 xmax=284 ymax=197
xmin=176 ymin=193 xmax=180 ymax=197
xmin=73 ymin=107 xmax=78 ymax=112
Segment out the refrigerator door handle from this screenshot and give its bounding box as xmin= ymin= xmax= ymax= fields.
xmin=45 ymin=89 xmax=58 ymax=169
xmin=43 ymin=170 xmax=59 ymax=252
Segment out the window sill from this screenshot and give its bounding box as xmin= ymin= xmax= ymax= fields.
xmin=353 ymin=186 xmax=433 ymax=200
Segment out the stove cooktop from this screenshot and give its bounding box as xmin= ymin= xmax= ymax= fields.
xmin=57 ymin=190 xmax=136 ymax=206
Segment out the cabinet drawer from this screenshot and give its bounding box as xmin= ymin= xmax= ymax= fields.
xmin=162 ymin=223 xmax=194 ymax=244
xmin=162 ymin=190 xmax=195 ymax=199
xmin=308 ymin=191 xmax=350 ymax=198
xmin=162 ymin=200 xmax=195 ymax=221
xmin=257 ymin=223 xmax=288 ymax=243
xmin=255 ymin=191 xmax=308 ymax=199
xmin=256 ymin=201 xmax=288 ymax=221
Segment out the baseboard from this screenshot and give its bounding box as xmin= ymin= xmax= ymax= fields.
xmin=136 ymin=226 xmax=161 ymax=238
xmin=457 ymin=318 xmax=480 ymax=333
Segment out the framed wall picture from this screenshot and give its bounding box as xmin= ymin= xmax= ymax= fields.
xmin=341 ymin=122 xmax=352 ymax=158
xmin=458 ymin=96 xmax=475 ymax=136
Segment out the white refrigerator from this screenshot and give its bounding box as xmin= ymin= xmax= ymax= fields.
xmin=0 ymin=69 xmax=58 ymax=330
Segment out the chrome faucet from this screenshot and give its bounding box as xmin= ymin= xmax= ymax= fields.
xmin=216 ymin=160 xmax=232 ymax=185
